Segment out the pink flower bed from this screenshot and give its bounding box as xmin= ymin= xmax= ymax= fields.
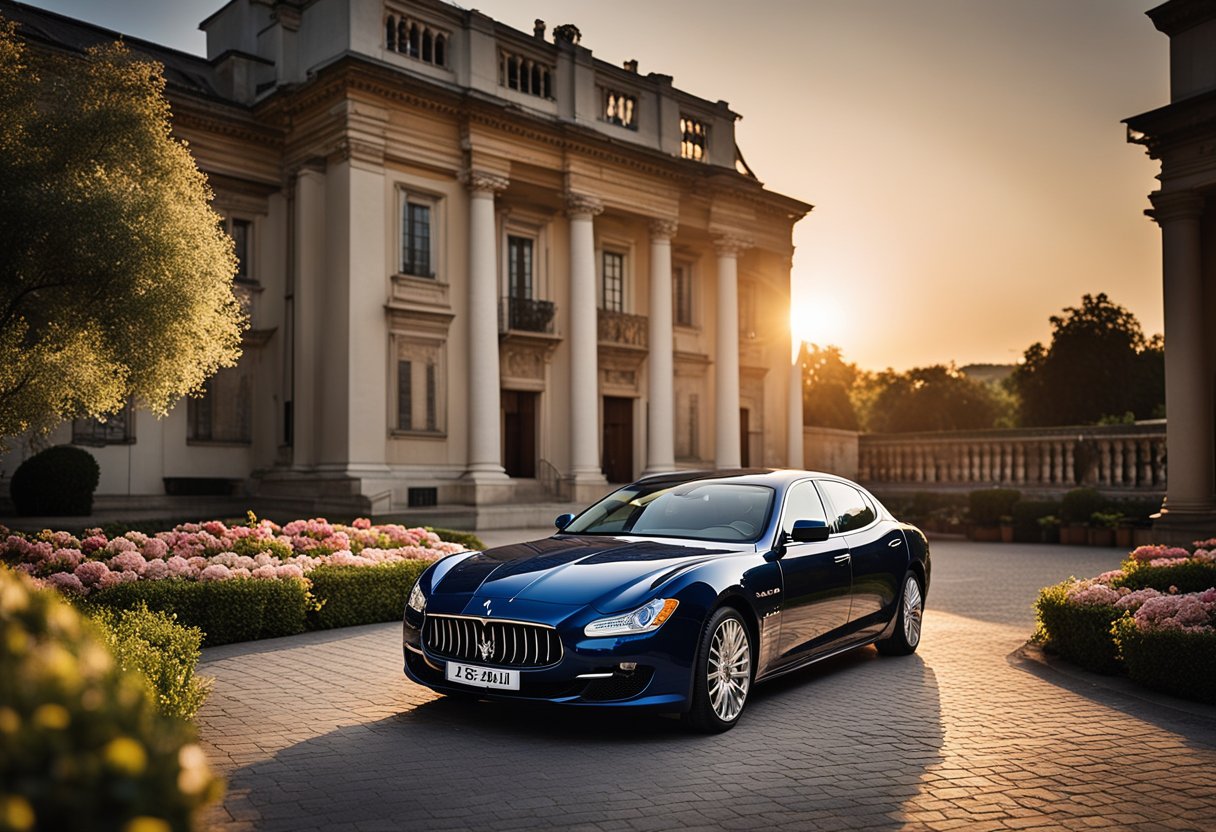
xmin=0 ymin=517 xmax=466 ymax=597
xmin=1133 ymin=589 xmax=1216 ymax=634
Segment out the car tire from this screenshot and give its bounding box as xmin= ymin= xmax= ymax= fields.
xmin=684 ymin=606 xmax=753 ymax=733
xmin=876 ymin=572 xmax=924 ymax=656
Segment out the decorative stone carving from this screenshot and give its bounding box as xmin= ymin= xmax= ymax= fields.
xmin=503 ymin=346 xmax=545 ymax=380
xmin=461 ymin=169 xmax=509 ymax=194
xmin=603 ymin=369 xmax=635 ymax=387
xmin=565 ymin=192 xmax=604 ymax=219
xmin=597 ymin=309 xmax=648 ymax=348
xmin=648 ymin=218 xmax=679 ymax=240
xmin=713 ymin=234 xmax=754 ymax=257
xmin=1148 ymin=190 xmax=1204 ymax=225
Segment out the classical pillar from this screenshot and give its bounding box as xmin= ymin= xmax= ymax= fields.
xmin=645 ymin=219 xmax=678 ymax=474
xmin=462 ymin=171 xmax=510 ymax=489
xmin=713 ymin=236 xmax=749 ymax=469
xmin=567 ymin=193 xmax=608 ymax=498
xmin=1152 ymin=190 xmax=1215 ymax=516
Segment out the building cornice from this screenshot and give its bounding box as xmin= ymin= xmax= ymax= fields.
xmin=1124 ymin=86 xmax=1216 ymax=158
xmin=1147 ymin=0 xmax=1216 ymax=36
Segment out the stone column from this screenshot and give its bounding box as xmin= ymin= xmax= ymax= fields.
xmin=1152 ymin=191 xmax=1215 ymax=517
xmin=714 ymin=236 xmax=749 ymax=469
xmin=461 ymin=171 xmax=511 ymax=495
xmin=645 ymin=219 xmax=678 ymax=474
xmin=567 ymin=193 xmax=608 ymax=500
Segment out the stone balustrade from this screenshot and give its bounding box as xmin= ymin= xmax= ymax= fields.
xmin=597 ymin=309 xmax=648 ymax=348
xmin=858 ymin=422 xmax=1167 ymax=493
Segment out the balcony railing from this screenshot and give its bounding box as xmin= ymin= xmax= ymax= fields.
xmin=858 ymin=422 xmax=1167 ymax=492
xmin=500 ymin=296 xmax=556 ymax=334
xmin=597 ymin=309 xmax=648 ymax=348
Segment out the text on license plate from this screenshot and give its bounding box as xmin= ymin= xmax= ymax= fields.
xmin=445 ymin=661 xmax=520 ymax=690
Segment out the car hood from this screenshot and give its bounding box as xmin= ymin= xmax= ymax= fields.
xmin=435 ymin=534 xmax=743 ymax=613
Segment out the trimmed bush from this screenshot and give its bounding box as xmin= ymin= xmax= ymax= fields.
xmin=968 ymin=488 xmax=1021 ymax=527
xmin=1115 ymin=560 xmax=1216 ymax=594
xmin=1060 ymin=487 xmax=1105 ymax=524
xmin=87 ymin=578 xmax=310 ymax=646
xmin=0 ymin=568 xmax=221 ymax=830
xmin=429 ymin=527 xmax=485 ymax=551
xmin=90 ymin=604 xmax=211 ymax=720
xmin=10 ymin=445 xmax=100 ymax=516
xmin=1034 ymin=582 xmax=1122 ymax=673
xmin=1114 ymin=617 xmax=1216 ymax=703
xmin=308 ymin=560 xmax=430 ymax=630
xmin=1011 ymin=500 xmax=1060 ymax=542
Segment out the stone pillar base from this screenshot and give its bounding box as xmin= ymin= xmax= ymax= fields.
xmin=1151 ymin=509 xmax=1216 ymax=546
xmin=454 ymin=471 xmax=515 ymax=506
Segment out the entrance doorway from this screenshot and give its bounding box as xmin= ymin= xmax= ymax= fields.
xmin=502 ymin=391 xmax=537 ymax=478
xmin=602 ymin=396 xmax=634 ymax=483
xmin=740 ymin=407 xmax=751 ymax=468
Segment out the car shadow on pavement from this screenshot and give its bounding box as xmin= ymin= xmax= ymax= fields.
xmin=217 ymin=645 xmax=943 ymax=831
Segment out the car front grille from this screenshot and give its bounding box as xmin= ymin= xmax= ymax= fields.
xmin=423 ymin=614 xmax=563 ymax=668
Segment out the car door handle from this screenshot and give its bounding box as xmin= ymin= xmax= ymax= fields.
xmin=888 ymin=539 xmax=902 ymax=548
xmin=834 ymin=553 xmax=851 ymax=563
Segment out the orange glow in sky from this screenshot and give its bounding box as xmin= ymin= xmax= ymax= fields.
xmin=27 ymin=0 xmax=1170 ymax=372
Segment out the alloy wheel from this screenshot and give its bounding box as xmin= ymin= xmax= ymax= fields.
xmin=706 ymin=616 xmax=751 ymax=722
xmin=902 ymin=575 xmax=923 ymax=648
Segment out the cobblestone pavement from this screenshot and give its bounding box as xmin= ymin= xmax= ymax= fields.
xmin=197 ymin=540 xmax=1216 ymax=831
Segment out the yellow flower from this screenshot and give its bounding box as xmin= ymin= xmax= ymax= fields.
xmin=31 ymin=704 xmax=69 ymax=730
xmin=0 ymin=795 xmax=35 ymax=832
xmin=103 ymin=737 xmax=147 ymax=777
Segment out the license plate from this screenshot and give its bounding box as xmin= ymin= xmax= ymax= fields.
xmin=445 ymin=661 xmax=520 ymax=690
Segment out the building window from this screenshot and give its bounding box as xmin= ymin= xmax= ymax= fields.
xmin=508 ymin=235 xmax=533 ymax=299
xmin=395 ymin=339 xmax=445 ymax=434
xmin=188 ymin=365 xmax=252 ymax=444
xmin=73 ymin=400 xmax=134 ymax=445
xmin=680 ymin=115 xmax=709 ymax=161
xmin=603 ymin=89 xmax=637 ymax=129
xmin=401 ymin=199 xmax=432 ymax=277
xmin=385 ymin=14 xmax=448 ymax=67
xmin=500 ymin=50 xmax=553 ymax=98
xmin=602 ymin=251 xmax=624 ymax=312
xmin=230 ymin=218 xmax=253 ymax=283
xmin=673 ymin=264 xmax=693 ymax=326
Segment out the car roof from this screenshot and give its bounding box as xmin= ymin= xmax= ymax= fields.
xmin=633 ymin=468 xmax=850 ymax=489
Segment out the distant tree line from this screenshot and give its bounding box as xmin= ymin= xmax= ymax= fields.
xmin=802 ymin=293 xmax=1165 ymax=433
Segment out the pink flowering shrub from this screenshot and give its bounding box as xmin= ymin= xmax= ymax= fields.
xmin=0 ymin=516 xmax=468 ymax=598
xmin=1129 ymin=544 xmax=1189 ymax=562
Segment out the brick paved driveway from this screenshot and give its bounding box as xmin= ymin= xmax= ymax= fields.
xmin=198 ymin=539 xmax=1216 ymax=831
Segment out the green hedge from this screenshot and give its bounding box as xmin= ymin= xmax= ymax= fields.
xmin=1034 ymin=582 xmax=1122 ymax=673
xmin=968 ymin=488 xmax=1021 ymax=526
xmin=428 ymin=527 xmax=485 ymax=551
xmin=1113 ymin=618 xmax=1216 ymax=703
xmin=87 ymin=578 xmax=310 ymax=647
xmin=90 ymin=604 xmax=211 ymax=721
xmin=308 ymin=560 xmax=429 ymax=630
xmin=0 ymin=568 xmax=220 ymax=831
xmin=1060 ymin=487 xmax=1105 ymax=524
xmin=1115 ymin=560 xmax=1216 ymax=594
xmin=1011 ymin=500 xmax=1060 ymax=542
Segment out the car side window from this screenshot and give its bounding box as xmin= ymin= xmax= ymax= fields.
xmin=817 ymin=481 xmax=876 ymax=534
xmin=780 ymin=481 xmax=829 ymax=538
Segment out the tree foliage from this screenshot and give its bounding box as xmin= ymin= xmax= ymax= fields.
xmin=864 ymin=364 xmax=1002 ymax=433
xmin=0 ymin=20 xmax=245 ymax=442
xmin=1009 ymin=293 xmax=1164 ymax=427
xmin=800 ymin=343 xmax=860 ymax=430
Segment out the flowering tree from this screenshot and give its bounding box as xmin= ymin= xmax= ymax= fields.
xmin=0 ymin=20 xmax=245 ymax=444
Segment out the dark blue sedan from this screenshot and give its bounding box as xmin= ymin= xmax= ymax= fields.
xmin=403 ymin=469 xmax=929 ymax=732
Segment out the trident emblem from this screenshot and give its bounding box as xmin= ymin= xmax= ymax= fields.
xmin=478 ymin=634 xmax=494 ymax=661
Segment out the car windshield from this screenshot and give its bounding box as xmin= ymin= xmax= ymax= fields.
xmin=563 ymin=481 xmax=775 ymax=543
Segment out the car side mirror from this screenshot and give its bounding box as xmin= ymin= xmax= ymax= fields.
xmin=791 ymin=519 xmax=830 ymax=543
xmin=554 ymin=513 xmax=575 ymax=531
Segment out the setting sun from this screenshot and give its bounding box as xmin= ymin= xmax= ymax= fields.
xmin=791 ymin=295 xmax=847 ymax=349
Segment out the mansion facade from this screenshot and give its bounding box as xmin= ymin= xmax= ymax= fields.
xmin=0 ymin=0 xmax=810 ymax=518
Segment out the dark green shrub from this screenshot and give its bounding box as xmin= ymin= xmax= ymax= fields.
xmin=1113 ymin=618 xmax=1216 ymax=704
xmin=90 ymin=604 xmax=211 ymax=720
xmin=967 ymin=488 xmax=1021 ymax=527
xmin=1034 ymin=582 xmax=1122 ymax=673
xmin=429 ymin=527 xmax=485 ymax=550
xmin=10 ymin=445 xmax=100 ymax=516
xmin=1011 ymin=500 xmax=1060 ymax=542
xmin=0 ymin=568 xmax=221 ymax=831
xmin=1114 ymin=560 xmax=1216 ymax=594
xmin=1060 ymin=487 xmax=1105 ymax=524
xmin=88 ymin=578 xmax=309 ymax=646
xmin=308 ymin=560 xmax=430 ymax=630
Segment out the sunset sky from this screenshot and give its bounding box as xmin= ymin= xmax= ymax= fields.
xmin=23 ymin=0 xmax=1171 ymax=371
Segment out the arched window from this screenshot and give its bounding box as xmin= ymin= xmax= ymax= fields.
xmin=408 ymin=22 xmax=420 ymax=57
xmin=507 ymin=55 xmax=519 ymax=89
xmin=530 ymin=63 xmax=541 ymax=96
xmin=385 ymin=16 xmax=396 ymax=50
xmin=422 ymin=29 xmax=433 ymax=63
xmin=397 ymin=20 xmax=408 ymax=52
xmin=434 ymin=34 xmax=446 ymax=66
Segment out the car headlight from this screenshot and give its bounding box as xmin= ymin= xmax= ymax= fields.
xmin=584 ymin=598 xmax=679 ymax=638
xmin=407 ymin=579 xmax=426 ymax=614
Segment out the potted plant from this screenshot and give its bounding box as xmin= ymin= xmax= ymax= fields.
xmin=967 ymin=488 xmax=1020 ymax=542
xmin=1115 ymin=518 xmax=1137 ymax=549
xmin=1060 ymin=488 xmax=1103 ymax=546
xmin=1037 ymin=514 xmax=1061 ymax=544
xmin=999 ymin=515 xmax=1015 ymax=543
xmin=1088 ymin=511 xmax=1121 ymax=547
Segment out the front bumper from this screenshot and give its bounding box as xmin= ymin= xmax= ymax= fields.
xmin=402 ymin=612 xmax=698 ymax=711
